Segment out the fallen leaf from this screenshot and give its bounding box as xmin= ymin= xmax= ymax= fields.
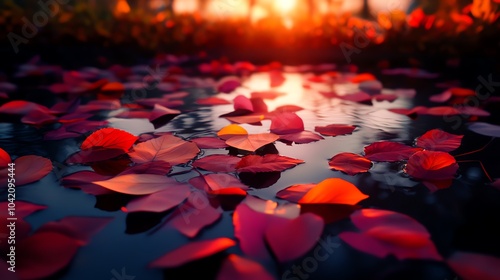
xmin=364 ymin=141 xmax=423 ymax=162
xmin=329 ymin=153 xmax=372 ymax=175
xmin=129 ymin=134 xmax=200 ymax=165
xmin=236 ymin=155 xmax=304 ymax=173
xmin=93 ymin=174 xmax=180 ymax=195
xmin=416 ymin=129 xmax=463 ymax=152
xmin=149 ymin=238 xmax=235 ymax=268
xmin=299 ymin=178 xmax=369 ymax=205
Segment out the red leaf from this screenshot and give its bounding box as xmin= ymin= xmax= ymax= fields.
xmin=0 ymin=200 xmax=46 ymax=218
xmin=329 ymin=153 xmax=372 ymax=175
xmin=129 ymin=134 xmax=200 ymax=165
xmin=149 ymin=238 xmax=235 ymax=268
xmin=124 ymin=184 xmax=190 ymax=213
xmin=350 ymin=73 xmax=377 ymax=83
xmin=61 ymin=171 xmax=112 ymax=195
xmin=189 ymin=174 xmax=248 ymax=192
xmin=148 ymin=104 xmax=181 ymax=129
xmin=0 ymin=100 xmax=47 ymax=115
xmin=236 ymin=155 xmax=304 ymax=173
xmin=315 ymin=124 xmax=356 ymax=137
xmin=68 ymin=128 xmax=137 ymax=163
xmin=225 ymin=133 xmax=279 ymax=152
xmin=217 ymin=254 xmax=274 ymax=280
xmin=191 ymin=137 xmax=228 ymax=149
xmin=193 ymin=155 xmax=240 ymax=172
xmin=265 ymin=213 xmax=324 ymax=262
xmin=36 ymin=216 xmax=113 ymax=244
xmin=364 ymin=141 xmax=423 ymax=162
xmin=298 ymin=178 xmax=369 ymax=205
xmin=93 ymin=174 xmax=180 ymax=195
xmin=278 ymin=131 xmax=324 ymax=144
xmin=251 ymin=91 xmax=285 ymax=100
xmin=165 ymin=192 xmax=222 ymax=238
xmin=225 ymin=115 xmax=264 ymax=125
xmin=416 ymin=129 xmax=463 ymax=152
xmin=270 ymin=113 xmax=304 ymax=134
xmin=233 ymin=95 xmax=254 ymax=112
xmin=405 ymin=151 xmax=458 ymax=181
xmin=0 ymin=148 xmax=11 ymax=167
xmin=339 ymin=209 xmax=442 ymax=261
xmin=450 ymin=87 xmax=476 ymax=97
xmin=447 ymin=251 xmax=500 ymax=280
xmin=276 ymin=184 xmax=316 ymax=203
xmin=17 ymin=232 xmax=81 ymax=280
xmin=217 ymin=76 xmax=241 ymax=93
xmin=270 ymin=71 xmax=286 ymax=87
xmin=196 ymin=97 xmax=231 ymax=106
xmin=430 ymin=90 xmax=452 ymax=102
xmin=21 ymin=108 xmax=57 ymax=126
xmin=339 ymin=92 xmax=372 ymax=103
xmin=14 ymin=155 xmax=53 ymax=186
xmin=423 ymin=106 xmax=461 ymax=116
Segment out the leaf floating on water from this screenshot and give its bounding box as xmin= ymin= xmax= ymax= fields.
xmin=265 ymin=213 xmax=324 ymax=263
xmin=416 ymin=129 xmax=463 ymax=152
xmin=17 ymin=232 xmax=81 ymax=280
xmin=148 ymin=104 xmax=181 ymax=129
xmin=364 ymin=141 xmax=423 ymax=162
xmin=315 ymin=124 xmax=356 ymax=137
xmin=236 ymin=154 xmax=304 ymax=173
xmin=447 ymin=251 xmax=500 ymax=280
xmin=129 ymin=134 xmax=200 ymax=165
xmin=339 ymin=209 xmax=443 ymax=261
xmin=405 ymin=151 xmax=458 ymax=180
xmin=93 ymin=174 xmax=179 ymax=195
xmin=328 ymin=153 xmax=372 ymax=175
xmin=216 ymin=254 xmax=274 ymax=280
xmin=298 ymin=178 xmax=369 ymax=205
xmin=13 ymin=155 xmax=53 ymax=186
xmin=149 ymin=238 xmax=236 ymax=268
xmin=124 ymin=185 xmax=190 ymax=213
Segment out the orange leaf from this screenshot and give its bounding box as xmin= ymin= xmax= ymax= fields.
xmin=299 ymin=178 xmax=368 ymax=205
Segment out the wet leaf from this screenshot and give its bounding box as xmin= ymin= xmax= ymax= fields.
xmin=129 ymin=134 xmax=200 ymax=165
xmin=447 ymin=251 xmax=500 ymax=280
xmin=93 ymin=174 xmax=180 ymax=195
xmin=236 ymin=155 xmax=304 ymax=173
xmin=124 ymin=184 xmax=190 ymax=213
xmin=364 ymin=141 xmax=423 ymax=162
xmin=149 ymin=238 xmax=235 ymax=268
xmin=265 ymin=213 xmax=324 ymax=263
xmin=14 ymin=155 xmax=53 ymax=186
xmin=216 ymin=254 xmax=274 ymax=280
xmin=329 ymin=153 xmax=372 ymax=175
xmin=339 ymin=209 xmax=442 ymax=261
xmin=416 ymin=129 xmax=463 ymax=152
xmin=405 ymin=151 xmax=458 ymax=181
xmin=17 ymin=232 xmax=81 ymax=280
xmin=298 ymin=178 xmax=369 ymax=205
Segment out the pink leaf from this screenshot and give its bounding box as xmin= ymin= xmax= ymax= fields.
xmin=315 ymin=124 xmax=356 ymax=137
xmin=265 ymin=213 xmax=324 ymax=262
xmin=191 ymin=137 xmax=228 ymax=149
xmin=270 ymin=113 xmax=304 ymax=134
xmin=217 ymin=254 xmax=274 ymax=280
xmin=93 ymin=174 xmax=181 ymax=195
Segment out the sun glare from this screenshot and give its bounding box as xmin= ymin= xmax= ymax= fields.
xmin=274 ymin=0 xmax=297 ymax=14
